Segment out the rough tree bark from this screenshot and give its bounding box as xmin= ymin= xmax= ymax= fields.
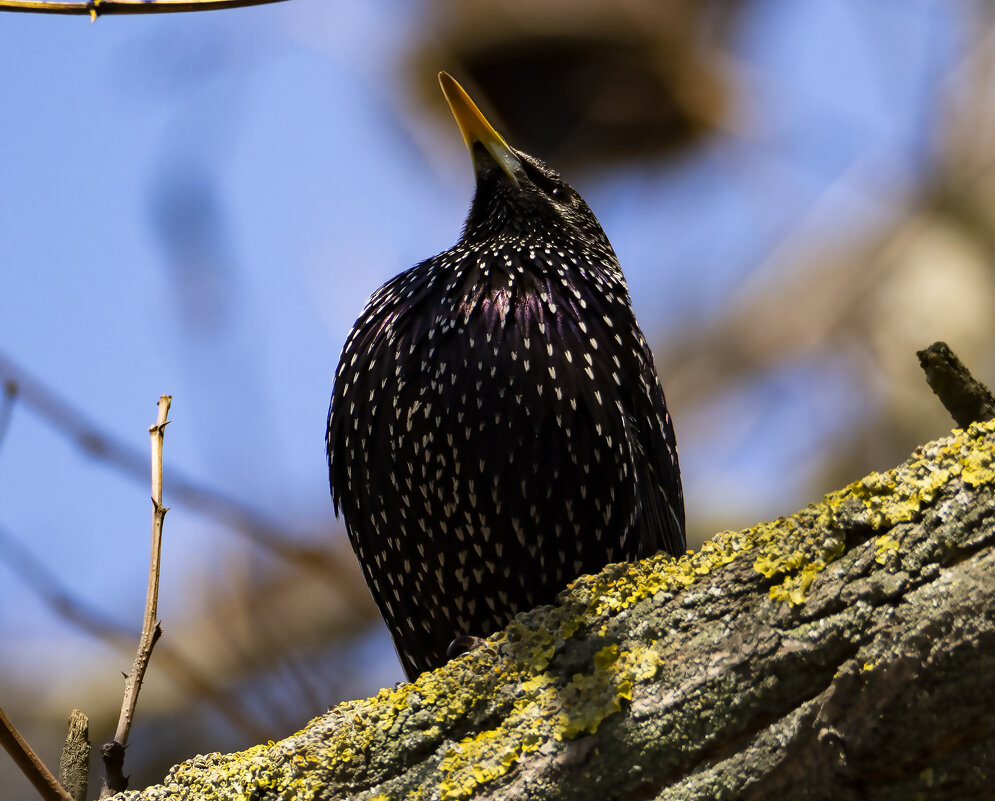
xmin=111 ymin=416 xmax=995 ymax=801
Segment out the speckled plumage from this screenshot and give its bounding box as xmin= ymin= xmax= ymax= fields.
xmin=327 ymin=81 xmax=684 ymax=680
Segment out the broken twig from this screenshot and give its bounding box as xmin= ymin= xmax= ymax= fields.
xmin=59 ymin=710 xmax=90 ymax=801
xmin=917 ymin=341 xmax=995 ymax=428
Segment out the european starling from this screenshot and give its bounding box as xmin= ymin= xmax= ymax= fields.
xmin=327 ymin=73 xmax=685 ymax=680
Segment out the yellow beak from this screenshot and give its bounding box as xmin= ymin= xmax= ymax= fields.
xmin=439 ymin=72 xmax=521 ymax=187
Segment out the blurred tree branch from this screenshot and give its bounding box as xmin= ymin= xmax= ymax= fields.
xmin=0 ymin=381 xmax=16 ymax=453
xmin=0 ymin=520 xmax=276 ymax=742
xmin=0 ymin=0 xmax=289 ymax=16
xmin=0 ymin=352 xmax=383 ymax=742
xmin=0 ymin=707 xmax=73 ymax=801
xmin=650 ymin=6 xmax=995 ymax=533
xmin=0 ymin=350 xmax=357 ymax=584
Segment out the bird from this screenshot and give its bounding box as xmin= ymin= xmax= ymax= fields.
xmin=327 ymin=72 xmax=685 ymax=681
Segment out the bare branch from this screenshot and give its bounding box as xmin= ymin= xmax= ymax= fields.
xmin=917 ymin=341 xmax=995 ymax=428
xmin=0 ymin=706 xmax=74 ymax=801
xmin=0 ymin=350 xmax=352 ymax=584
xmin=0 ymin=521 xmax=306 ymax=742
xmin=102 ymin=395 xmax=171 ymax=797
xmin=0 ymin=0 xmax=290 ymax=16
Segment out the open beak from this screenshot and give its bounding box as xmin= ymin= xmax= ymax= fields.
xmin=439 ymin=71 xmax=521 ymax=187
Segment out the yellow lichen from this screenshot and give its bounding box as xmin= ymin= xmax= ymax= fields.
xmin=753 ymin=419 xmax=995 ymax=604
xmin=962 ymin=448 xmax=995 ymax=487
xmin=560 ymin=643 xmax=627 ymax=738
xmin=874 ymin=535 xmax=900 ymax=564
xmin=437 ymin=728 xmax=526 ymax=799
xmin=569 ymin=421 xmax=994 ymax=616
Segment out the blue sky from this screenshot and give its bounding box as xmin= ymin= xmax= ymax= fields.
xmin=0 ymin=0 xmax=967 ymax=704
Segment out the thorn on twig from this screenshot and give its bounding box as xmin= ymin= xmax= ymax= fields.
xmin=916 ymin=341 xmax=995 ymax=428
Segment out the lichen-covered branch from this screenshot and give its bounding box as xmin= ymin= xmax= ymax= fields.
xmin=59 ymin=710 xmax=90 ymax=801
xmin=112 ymin=419 xmax=995 ymax=801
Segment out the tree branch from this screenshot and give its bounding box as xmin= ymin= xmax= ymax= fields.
xmin=106 ymin=418 xmax=995 ymax=800
xmin=102 ymin=395 xmax=171 ymax=797
xmin=0 ymin=706 xmax=73 ymax=801
xmin=917 ymin=340 xmax=995 ymax=428
xmin=0 ymin=520 xmax=272 ymax=740
xmin=0 ymin=350 xmax=355 ymax=585
xmin=0 ymin=379 xmax=16 ymax=453
xmin=0 ymin=0 xmax=290 ymax=16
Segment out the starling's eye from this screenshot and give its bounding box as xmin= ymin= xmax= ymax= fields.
xmin=550 ymin=184 xmax=575 ymax=205
xmin=521 ymin=161 xmax=570 ymax=202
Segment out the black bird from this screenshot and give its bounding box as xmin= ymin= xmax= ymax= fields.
xmin=327 ymin=73 xmax=684 ymax=680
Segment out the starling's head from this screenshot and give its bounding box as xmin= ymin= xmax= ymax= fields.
xmin=439 ymin=72 xmax=614 ymax=258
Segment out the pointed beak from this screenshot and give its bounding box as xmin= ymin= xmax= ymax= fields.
xmin=439 ymin=71 xmax=521 ymax=187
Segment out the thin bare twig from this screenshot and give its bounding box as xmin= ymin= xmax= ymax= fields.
xmin=102 ymin=395 xmax=171 ymax=797
xmin=0 ymin=0 xmax=290 ymax=16
xmin=0 ymin=705 xmax=74 ymax=801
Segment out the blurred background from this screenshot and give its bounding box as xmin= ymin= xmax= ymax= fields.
xmin=1 ymin=0 xmax=994 ymax=797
